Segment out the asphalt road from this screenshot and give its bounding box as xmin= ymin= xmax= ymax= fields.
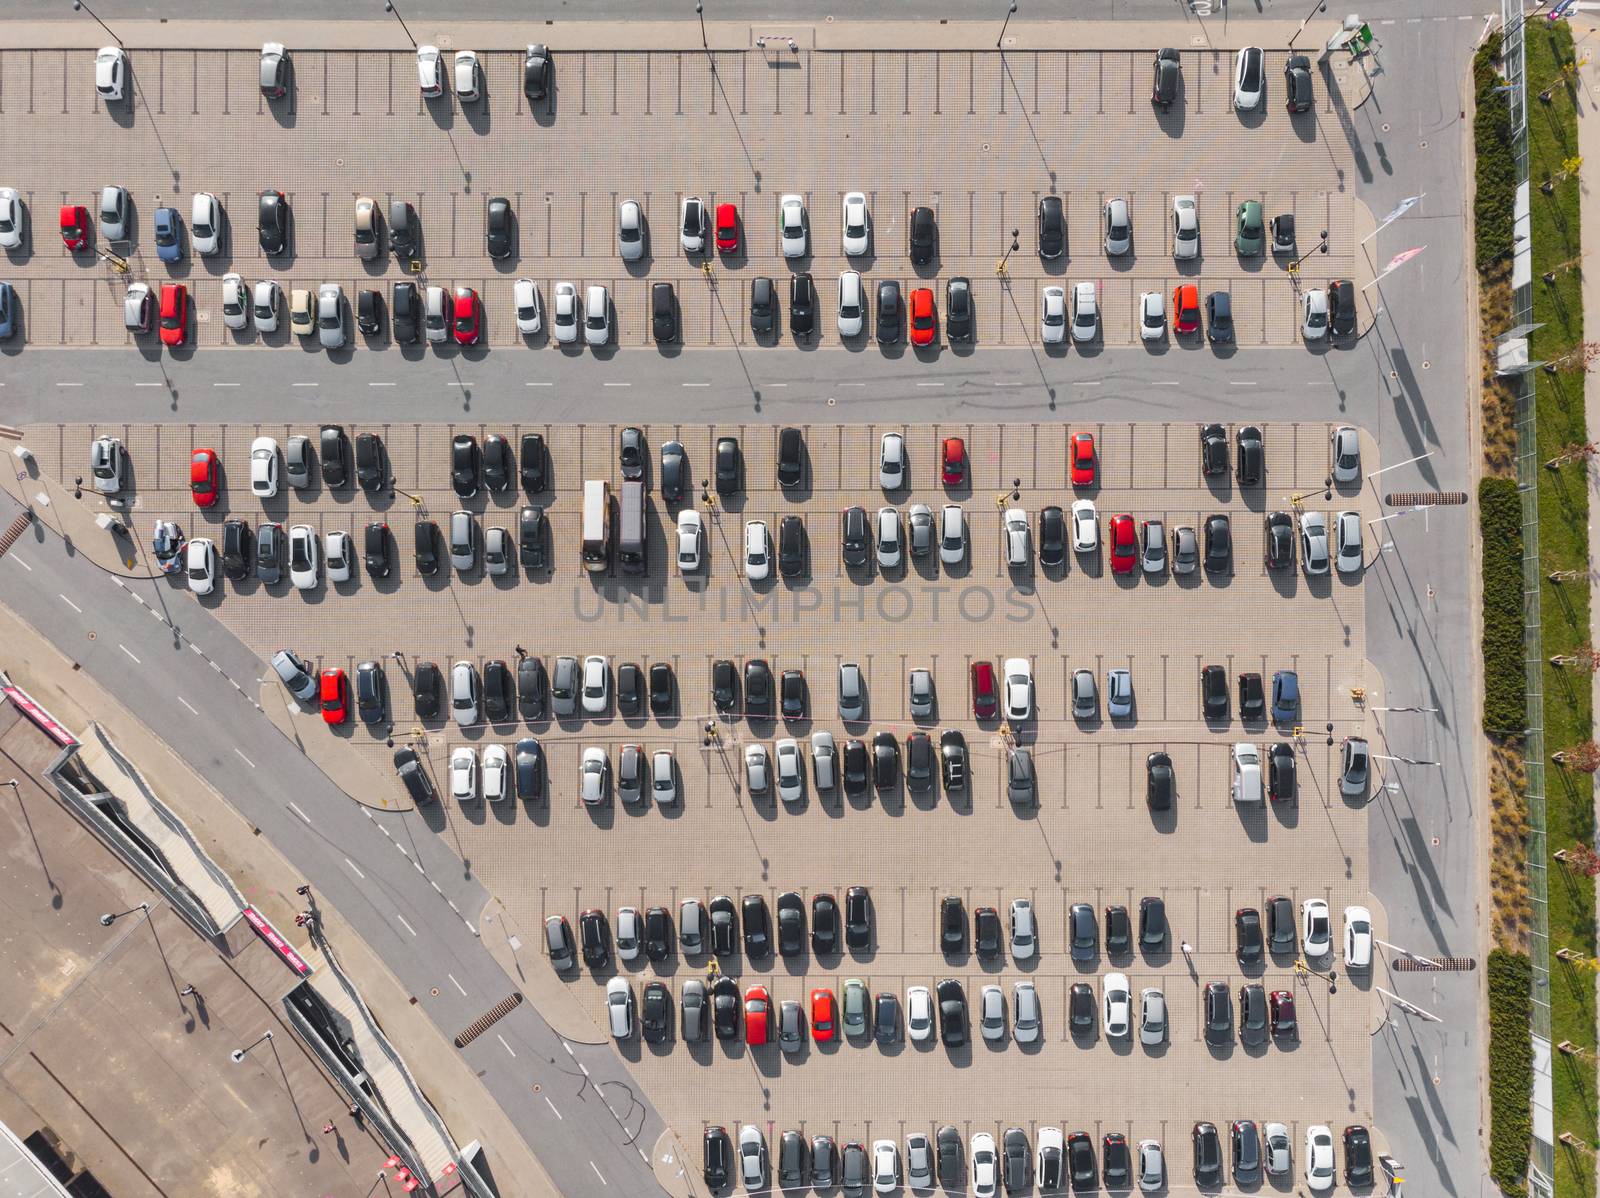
xmin=0 ymin=486 xmax=669 ymax=1198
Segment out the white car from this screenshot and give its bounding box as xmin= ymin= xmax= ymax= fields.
xmin=417 ymin=45 xmax=442 ymax=96
xmin=99 ymin=186 xmax=129 ymax=241
xmin=1035 ymin=1130 xmax=1064 ymax=1184
xmin=551 ymin=281 xmax=578 ymax=344
xmin=221 ymin=273 xmax=248 ymax=330
xmin=1070 ymin=281 xmax=1098 ymax=342
xmin=453 ymin=50 xmax=481 ymax=100
xmin=1102 ymin=973 xmax=1131 ymax=1037
xmin=1331 ymin=425 xmax=1361 ymax=483
xmin=581 ymin=654 xmax=609 ymax=714
xmin=1004 ymin=659 xmax=1033 ymax=721
xmin=317 ymin=282 xmax=345 ymax=349
xmin=879 ymin=432 xmax=906 ymax=489
xmin=482 ymin=744 xmax=509 ymax=803
xmin=971 ymin=1133 xmax=998 ymax=1198
xmin=676 ymin=509 xmax=703 ymax=573
xmin=1010 ymin=898 xmax=1036 ymax=959
xmin=449 ymin=747 xmax=477 ymax=801
xmin=1003 ymin=507 xmax=1031 ymax=567
xmin=324 ymin=530 xmax=353 ymax=582
xmin=680 ymin=196 xmax=706 ymax=253
xmin=1141 ymin=518 xmax=1166 ymax=573
xmin=249 ymin=436 xmax=279 ymax=498
xmin=838 ymin=270 xmax=864 ymax=337
xmin=979 ymin=984 xmax=1006 ymax=1040
xmin=1234 ymin=46 xmax=1265 ymax=109
xmin=583 ymin=284 xmax=610 ymax=346
xmin=89 ymin=436 xmax=124 ymax=495
xmin=1139 ymin=290 xmax=1165 ymax=340
xmin=1304 ymin=1126 xmax=1335 ymax=1191
xmin=1231 ymin=741 xmax=1263 ymax=803
xmin=1344 ymin=904 xmax=1374 ymax=968
xmin=0 ymin=188 xmax=22 ymax=250
xmin=1263 ymin=1123 xmax=1292 ymax=1176
xmin=1171 ymin=195 xmax=1199 ymax=259
xmin=841 ymin=191 xmax=869 ymax=255
xmin=513 ymin=278 xmax=542 ymax=334
xmin=1300 ymin=511 xmax=1330 ymax=575
xmin=775 ymin=738 xmax=803 ymax=803
xmin=1107 ymin=667 xmax=1133 ymax=718
xmin=1071 ymin=500 xmax=1098 ymax=552
xmin=451 ymin=661 xmax=479 ymax=727
xmin=190 ymin=192 xmax=221 ymax=256
xmin=252 ymin=279 xmax=282 ymax=332
xmin=1301 ymin=898 xmax=1332 ymax=957
xmin=424 ymin=284 xmax=448 ymax=343
xmin=1137 ymin=1139 xmax=1165 ymax=1191
xmin=744 ymin=519 xmax=771 ymax=580
xmin=778 ymin=193 xmax=807 ymax=257
xmin=871 ymin=1139 xmax=898 ymax=1195
xmin=580 ymin=746 xmax=609 ymax=803
xmin=875 ymin=506 xmax=902 ymax=568
xmin=738 ymin=1125 xmax=767 ymax=1190
xmin=905 ymin=1132 xmax=934 ymax=1190
xmin=1335 ymin=510 xmax=1363 ymax=573
xmin=185 ymin=538 xmax=217 ymax=595
xmin=1139 ymin=987 xmax=1166 ymax=1045
xmin=744 ymin=743 xmax=770 ymax=794
xmin=1041 ymin=285 xmax=1066 ymax=343
xmin=652 ymin=750 xmax=676 ymax=804
xmin=606 ymin=976 xmax=634 ymax=1040
xmin=907 ymin=985 xmax=934 ymax=1042
xmin=617 ymin=199 xmax=645 ymax=261
xmin=95 ymin=46 xmax=127 ymax=101
xmin=939 ymin=504 xmax=965 ymax=565
xmin=288 ymin=524 xmax=318 ymax=589
xmin=616 ymin=906 xmax=641 ymax=961
xmin=123 ymin=281 xmax=152 ymax=333
xmin=1302 ymin=288 xmax=1329 ymax=339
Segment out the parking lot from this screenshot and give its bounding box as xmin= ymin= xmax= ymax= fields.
xmin=29 ymin=415 xmax=1378 ymax=1185
xmin=1 ymin=45 xmax=1371 ymax=351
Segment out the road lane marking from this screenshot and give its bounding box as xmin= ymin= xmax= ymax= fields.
xmin=212 ymin=382 xmax=240 ymax=388
xmin=544 ymin=1095 xmax=563 ymax=1119
xmin=395 ymin=912 xmax=417 ymax=936
xmin=601 ymin=382 xmax=631 ymax=387
xmin=10 ymin=556 xmax=30 ymax=571
xmin=234 ymin=748 xmax=255 ymax=768
xmin=1151 ymin=380 xmax=1180 ymax=386
xmin=578 ymin=1062 xmax=589 ymax=1076
xmin=55 ymin=382 xmax=83 ymax=388
xmin=134 ymin=382 xmax=161 ymax=387
xmin=497 ymin=1033 xmax=516 ymax=1057
xmin=447 ymin=972 xmax=467 ymax=996
xmin=344 ymin=857 xmax=365 ymax=878
xmin=590 ymin=1162 xmax=607 ymax=1185
xmin=58 ymin=594 xmax=82 ymax=613
xmin=288 ymin=801 xmax=311 ymax=823
xmin=368 ymin=382 xmax=396 ymax=387
xmin=119 ymin=644 xmax=140 ymax=663
xmin=766 ymin=382 xmax=787 ymax=387
xmin=177 ymin=695 xmax=199 ymax=715
xmin=526 ymin=382 xmax=553 ymax=387
xmin=291 ymin=382 xmax=319 ymax=387
xmin=916 ymin=382 xmax=946 ymax=387
xmin=1229 ymin=380 xmax=1258 ymax=386
xmin=1074 ymin=381 xmax=1101 ymax=386
xmin=682 ymin=382 xmax=709 ymax=387
xmin=562 ymin=1041 xmax=575 ymax=1057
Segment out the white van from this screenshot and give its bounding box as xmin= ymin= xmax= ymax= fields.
xmin=1231 ymin=742 xmax=1263 ymax=803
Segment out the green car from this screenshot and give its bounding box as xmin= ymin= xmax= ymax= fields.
xmin=1235 ymin=200 xmax=1264 ymax=255
xmin=842 ymin=978 xmax=869 ymax=1036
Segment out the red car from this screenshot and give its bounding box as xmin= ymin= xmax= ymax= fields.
xmin=453 ymin=287 xmax=480 ymax=346
xmin=1070 ymin=432 xmax=1096 ymax=486
xmin=59 ymin=204 xmax=89 ymax=251
xmin=971 ymin=661 xmax=998 ymax=719
xmin=1173 ymin=283 xmax=1200 ymax=334
xmin=159 ymin=283 xmax=188 ymax=347
xmin=809 ymin=988 xmax=837 ymax=1043
xmin=715 ymin=202 xmax=739 ymax=252
xmin=1269 ymin=989 xmax=1297 ymax=1036
xmin=1109 ymin=514 xmax=1137 ymax=574
xmin=908 ymin=287 xmax=935 ymax=346
xmin=941 ymin=437 xmax=966 ymax=485
xmin=189 ymin=448 xmax=220 ymax=508
xmin=319 ymin=668 xmax=348 ymax=725
xmin=744 ymin=984 xmax=770 ymax=1045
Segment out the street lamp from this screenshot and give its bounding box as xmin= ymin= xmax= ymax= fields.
xmin=997 ymin=1 xmax=1018 ymax=48
xmin=1291 ymin=230 xmax=1330 ymax=273
xmin=695 ymin=2 xmax=709 ymax=50
xmin=1375 ymin=938 xmax=1449 ymax=970
xmin=99 ymin=902 xmax=150 ymax=927
xmin=229 ymin=1030 xmax=274 ymax=1064
xmin=1288 ymin=0 xmax=1328 ymax=49
xmin=382 ymin=1 xmax=419 ymax=49
xmin=997 ymin=228 xmax=1021 ymax=275
xmin=71 ymin=0 xmax=123 ymax=48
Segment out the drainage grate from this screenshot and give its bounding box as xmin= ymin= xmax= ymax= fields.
xmin=0 ymin=509 xmax=33 ymax=558
xmin=453 ymin=991 xmax=524 ymax=1048
xmin=1393 ymin=955 xmax=1476 ymax=971
xmin=1384 ymin=491 xmax=1469 ymax=507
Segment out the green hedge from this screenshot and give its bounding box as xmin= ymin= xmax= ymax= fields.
xmin=1476 ymin=33 xmax=1516 ymax=268
xmin=1482 ymin=477 xmax=1526 ymax=732
xmin=1489 ymin=949 xmax=1534 ymax=1195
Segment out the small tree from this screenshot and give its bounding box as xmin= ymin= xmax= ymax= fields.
xmin=1551 ymin=645 xmax=1600 ymax=672
xmin=1550 ymin=568 xmax=1591 ymax=583
xmin=1556 ymin=843 xmax=1600 ymax=876
xmin=1560 ymin=155 xmax=1585 ymax=182
xmin=1546 ymin=441 xmax=1599 ymax=469
xmin=1554 ymin=741 xmax=1600 ymax=772
xmin=1544 ymin=341 xmax=1600 ymax=374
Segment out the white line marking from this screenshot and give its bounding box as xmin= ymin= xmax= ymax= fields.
xmin=526 ymin=382 xmax=553 ymax=387
xmin=544 ymin=1095 xmax=563 ymax=1119
xmin=58 ymin=594 xmax=82 ymax=613
xmin=368 ymin=381 xmax=396 ymax=387
xmin=1229 ymin=380 xmax=1259 ymax=386
xmin=233 ymin=747 xmax=255 ymax=768
xmin=212 ymin=382 xmax=240 ymax=388
xmin=766 ymin=382 xmax=787 ymax=387
xmin=562 ymin=1040 xmax=575 ymax=1057
xmin=589 ymin=1162 xmax=606 ymax=1185
xmin=682 ymin=382 xmax=710 ymax=387
xmin=601 ymin=382 xmax=631 ymax=387
xmin=344 ymin=857 xmax=365 ymax=878
xmin=134 ymin=382 xmax=161 ymax=387
xmin=288 ymin=801 xmax=311 ymax=823
xmin=55 ymin=382 xmax=83 ymax=388
xmin=992 ymin=381 xmax=1024 ymax=387
xmin=447 ymin=972 xmax=467 ymax=997
xmin=1150 ymin=380 xmax=1180 ymax=386
xmin=119 ymin=644 xmax=140 ymax=663
xmin=395 ymin=912 xmax=417 ymax=936
xmin=110 ymin=576 xmax=126 ymax=590
xmin=578 ymin=1061 xmax=590 ymax=1077
xmin=291 ymin=382 xmax=319 ymax=388
xmin=915 ymin=382 xmax=946 ymax=387
xmin=497 ymin=1033 xmax=516 ymax=1057
xmin=1074 ymin=381 xmax=1102 ymax=387
xmin=838 ymin=382 xmax=865 ymax=387
xmin=190 ymin=643 xmax=204 ymax=655
xmin=10 ymin=556 xmax=30 ymax=571
xmin=178 ymin=695 xmax=199 ymax=715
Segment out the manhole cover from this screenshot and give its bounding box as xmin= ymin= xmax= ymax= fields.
xmin=981 ymin=142 xmax=990 ymax=152
xmin=1419 ymin=140 xmax=1428 ymax=149
xmin=1422 ymin=360 xmax=1430 ymax=369
xmin=430 ymin=987 xmax=440 ymax=996
xmin=336 ymin=158 xmax=344 ymax=167
xmin=827 ymin=397 xmax=836 ymax=406
xmin=87 ymin=630 xmax=96 ymax=640
xmin=1381 ymin=123 xmax=1390 ymax=132
xmin=196 ymin=311 xmax=209 ymax=323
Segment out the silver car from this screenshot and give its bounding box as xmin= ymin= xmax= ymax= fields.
xmin=1107 ymin=668 xmax=1133 ymax=718
xmin=1299 ymin=511 xmax=1330 ymax=575
xmin=221 ymin=273 xmax=248 ymax=331
xmin=1139 ymin=987 xmax=1166 ymax=1045
xmin=285 ymin=436 xmax=311 ymax=489
xmin=939 ymin=504 xmax=966 ymax=565
xmin=1103 ymin=197 xmax=1132 ymax=255
xmin=88 ymin=436 xmax=125 ymax=495
xmin=1334 ymin=510 xmax=1363 ymax=574
xmin=907 ymin=503 xmax=934 ymax=557
xmin=1331 ymin=424 xmax=1361 ymax=483
xmin=1071 ymin=668 xmax=1097 ymax=719
xmin=1171 ymin=525 xmax=1199 ymax=574
xmin=252 ymin=279 xmax=282 ymax=332
xmin=838 ymin=662 xmax=865 ymax=721
xmin=810 ymin=731 xmax=837 ymax=790
xmin=581 ymin=654 xmax=609 ymax=714
xmin=99 ymin=185 xmax=129 ymax=241
xmin=316 ymin=283 xmax=345 ymax=349
xmin=980 ymin=984 xmax=1006 ymax=1040
xmin=909 ymin=668 xmax=934 ymax=718
xmin=1012 ymin=981 xmax=1041 ymax=1043
xmin=450 ymin=660 xmax=479 ymax=727
xmin=618 ymin=199 xmax=645 ymax=261
xmin=449 ymin=510 xmax=476 ymax=571
xmin=123 ymin=282 xmax=153 ymax=332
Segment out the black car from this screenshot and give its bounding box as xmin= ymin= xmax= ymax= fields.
xmin=811 ymin=893 xmax=838 ymax=954
xmin=483 ymin=660 xmax=513 ymax=723
xmin=1235 ymin=425 xmax=1263 ymax=486
xmin=777 ymin=426 xmax=804 ymax=489
xmin=940 ymin=895 xmax=966 ymax=953
xmin=519 ymin=433 xmax=547 ymax=493
xmin=1329 ymin=277 xmax=1357 ymax=336
xmin=1239 ymin=982 xmax=1268 ymax=1047
xmin=1037 ymin=195 xmax=1065 ymax=258
xmin=517 ymin=655 xmax=547 ymax=719
xmin=652 ymin=281 xmax=678 ymax=343
xmin=778 ymin=516 xmax=807 ymax=578
xmin=1002 ymin=1128 xmax=1029 ymax=1195
xmin=319 ymin=424 xmax=349 ymax=487
xmin=1235 ymin=906 xmax=1264 ymax=963
xmin=355 ymin=432 xmax=385 ymax=492
xmin=1069 ymin=902 xmax=1098 ymax=960
xmin=485 ymin=197 xmax=513 ymax=258
xmin=743 ymin=659 xmax=773 ymax=718
xmin=1206 ymin=291 xmax=1234 ymax=343
xmin=1139 ymin=896 xmax=1167 ymax=949
xmin=519 ymin=505 xmax=546 ymax=569
xmin=413 ymin=661 xmax=441 ymax=719
xmin=779 ymin=668 xmax=806 ymax=719
xmin=363 ymin=521 xmax=391 ymax=577
xmin=1266 ymin=894 xmax=1296 ymax=954
xmin=394 ymin=746 xmax=436 ymax=804
xmin=1199 ymin=423 xmax=1228 ymax=475
xmin=1271 ymin=212 xmax=1296 ymax=254
xmin=905 ymin=731 xmax=933 ymax=792
xmin=641 ymin=981 xmax=670 ymax=1043
xmin=1104 ymin=904 xmax=1132 ymax=957
xmin=649 ymin=662 xmax=674 ymax=715
xmin=789 ymin=272 xmax=815 ymax=337
xmin=750 ymin=276 xmax=776 ymax=336
xmin=1152 ymin=46 xmax=1180 ymax=108
xmin=876 ymin=280 xmax=901 ymax=344
xmin=1038 ymin=1133 xmax=1064 ymax=1191
xmin=618 ymin=426 xmax=645 ymax=481
xmin=741 ymin=893 xmax=770 ymax=956
xmin=579 ymin=908 xmax=610 ymax=967
xmin=258 ymin=189 xmax=288 ymax=255
xmin=1231 ymin=1120 xmax=1261 ymax=1178
xmin=514 ymin=737 xmax=543 ymax=800
xmin=1039 ymin=505 xmax=1066 ymax=567
xmin=617 ymin=662 xmax=644 ymax=717
xmin=841 ymin=506 xmax=869 ymax=567
xmin=1192 ymin=1123 xmax=1222 ymax=1186
xmin=523 ymin=42 xmax=551 ymax=99
xmin=1102 ymin=1134 xmax=1131 ymax=1191
xmin=357 ymin=288 xmax=383 ymax=335
xmin=1201 ymin=664 xmax=1229 ymax=720
xmin=946 ymin=276 xmax=974 ymax=341
xmin=392 ymin=281 xmax=420 ymax=343
xmin=414 ymin=520 xmax=440 ymax=576
xmin=711 ymin=977 xmax=740 ymax=1038
xmin=941 ymin=730 xmax=967 ymax=792
xmin=660 ymin=440 xmax=686 ymax=503
xmin=1265 ymin=511 xmax=1295 ymax=569
xmin=908 ymin=205 xmax=937 ymax=264
xmin=844 ymin=886 xmax=871 ymax=950
xmin=704 ymin=1126 xmax=731 ymax=1188
xmin=450 ymin=434 xmax=479 ymax=497
xmin=777 ymin=1132 xmax=808 ymax=1189
xmin=1069 ymin=983 xmax=1095 ymax=1035
xmin=1268 ymin=741 xmax=1296 ymax=801
xmin=871 ymin=731 xmax=899 ymax=790
xmin=874 ymin=991 xmax=899 ymax=1044
xmin=708 ymin=895 xmax=738 ymax=957
xmin=482 ymin=434 xmax=510 ymax=491
xmin=1067 ymin=1133 xmax=1096 ymax=1192
xmin=1204 ymin=514 xmax=1231 ymax=571
xmin=1284 ymin=53 xmax=1314 ymax=112
xmin=355 ymin=660 xmax=387 ymax=723
xmin=256 ymin=522 xmax=283 ymax=585
xmin=842 ymin=738 xmax=869 ymax=794
xmin=1146 ymin=751 xmax=1174 ymax=810
xmin=1238 ymin=672 xmax=1265 ymax=721
xmin=711 ymin=659 xmax=737 ymax=712
xmin=936 ymin=978 xmax=967 ymax=1046
xmin=221 ymin=519 xmax=252 ymax=580
xmin=974 ymin=906 xmax=1002 ymax=957
xmin=644 ymin=906 xmax=671 ymax=961
xmin=937 ymin=1126 xmax=963 ymax=1187
xmin=714 ymin=436 xmax=741 ymax=495
xmin=1343 ymin=1125 xmax=1374 ymax=1186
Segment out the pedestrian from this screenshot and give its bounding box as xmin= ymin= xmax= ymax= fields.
xmin=179 ymin=984 xmax=199 ymax=998
xmin=322 ymin=1122 xmax=336 ymax=1136
xmin=1180 ymin=941 xmax=1193 ymax=955
xmin=348 ymin=1102 xmax=362 ymax=1123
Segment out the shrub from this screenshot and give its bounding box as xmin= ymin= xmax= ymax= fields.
xmin=1481 ymin=476 xmax=1526 ymax=732
xmin=1488 ymin=949 xmax=1533 ymax=1195
xmin=1475 ymin=34 xmax=1516 ymax=268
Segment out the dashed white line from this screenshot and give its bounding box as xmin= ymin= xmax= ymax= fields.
xmin=177 ymin=695 xmax=199 ymax=715
xmin=189 ymin=643 xmax=205 ymax=655
xmin=838 ymin=382 xmax=865 ymax=388
xmin=544 ymin=1095 xmax=563 ymax=1119
xmin=1229 ymin=380 xmax=1259 ymax=386
xmin=344 ymin=857 xmax=365 ymax=878
xmin=233 ymin=748 xmax=255 ymax=768
xmin=682 ymin=382 xmax=710 ymax=387
xmin=589 ymin=1162 xmax=607 ymax=1185
xmin=915 ymin=382 xmax=946 ymax=388
xmin=291 ymin=382 xmax=319 ymax=388
xmin=134 ymin=382 xmax=161 ymax=387
xmin=1150 ymin=380 xmax=1180 ymax=386
xmin=766 ymin=382 xmax=787 ymax=387
xmin=368 ymin=381 xmax=396 ymax=387
xmin=212 ymin=382 xmax=240 ymax=388
xmin=1074 ymin=381 xmax=1102 ymax=387
xmin=395 ymin=912 xmax=417 ymax=936
xmin=562 ymin=1041 xmax=575 ymax=1057
xmin=10 ymin=556 xmax=30 ymax=572
xmin=288 ymin=801 xmax=311 ymax=823
xmin=526 ymin=382 xmax=553 ymax=387
xmin=578 ymin=1061 xmax=590 ymax=1077
xmin=119 ymin=644 xmax=140 ymax=663
xmin=601 ymin=382 xmax=631 ymax=387
xmin=57 ymin=593 xmax=82 ymax=613
xmin=55 ymin=382 xmax=83 ymax=388
xmin=992 ymin=381 xmax=1024 ymax=387
xmin=496 ymin=1033 xmax=516 ymax=1058
xmin=447 ymin=972 xmax=467 ymax=997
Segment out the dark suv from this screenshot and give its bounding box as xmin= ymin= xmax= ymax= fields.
xmin=908 ymin=205 xmax=937 ymax=264
xmin=841 ymin=506 xmax=869 ymax=567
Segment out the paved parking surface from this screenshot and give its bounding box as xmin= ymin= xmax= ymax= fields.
xmin=1 ymin=46 xmax=1370 ymax=351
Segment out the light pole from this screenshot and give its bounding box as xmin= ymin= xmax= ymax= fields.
xmin=99 ymin=902 xmax=149 ymax=927
xmin=382 ymin=1 xmax=419 ymax=49
xmin=997 ymin=2 xmax=1018 ymax=49
xmin=71 ymin=0 xmax=122 ymax=48
xmin=1288 ymin=0 xmax=1328 ymax=50
xmin=997 ymin=228 xmax=1021 ymax=277
xmin=229 ymin=1030 xmax=274 ymax=1064
xmin=1375 ymin=938 xmax=1449 ymax=970
xmin=1290 ymin=230 xmax=1330 ymax=274
xmin=1376 ymin=986 xmax=1444 ymax=1024
xmin=695 ymin=2 xmax=709 ymax=50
